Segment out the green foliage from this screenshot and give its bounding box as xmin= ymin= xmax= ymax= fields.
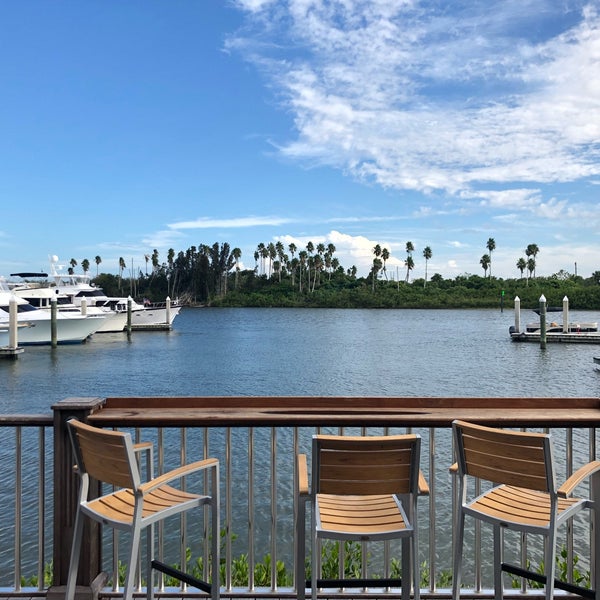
xmin=20 ymin=560 xmax=53 ymax=588
xmin=509 ymin=545 xmax=590 ymax=590
xmin=89 ymin=242 xmax=600 ymax=308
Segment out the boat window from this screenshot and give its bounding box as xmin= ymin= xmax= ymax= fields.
xmin=17 ymin=304 xmax=37 ymax=313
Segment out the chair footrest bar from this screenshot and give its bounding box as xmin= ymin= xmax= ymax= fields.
xmin=151 ymin=559 xmax=212 ymax=594
xmin=307 ymin=578 xmax=402 ymax=589
xmin=501 ymin=562 xmax=594 ymax=599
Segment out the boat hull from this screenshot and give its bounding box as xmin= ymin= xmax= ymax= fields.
xmin=2 ymin=315 xmax=105 ymax=345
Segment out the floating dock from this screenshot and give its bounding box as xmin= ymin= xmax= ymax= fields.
xmin=510 ymin=330 xmax=600 ymax=344
xmin=0 ymin=346 xmax=24 ymax=359
xmin=510 ymin=295 xmax=600 ymax=344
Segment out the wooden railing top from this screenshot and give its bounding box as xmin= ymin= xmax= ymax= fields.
xmin=78 ymin=396 xmax=600 ymax=428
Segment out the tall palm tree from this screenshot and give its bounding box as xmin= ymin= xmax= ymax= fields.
xmin=144 ymin=254 xmax=150 ymax=276
xmin=267 ymin=242 xmax=276 ymax=278
xmin=306 ymin=242 xmax=314 ymax=288
xmin=525 ymin=244 xmax=540 ymax=277
xmin=405 ymin=242 xmax=414 ymax=282
xmin=405 ymin=255 xmax=414 ymax=282
xmin=422 ymin=246 xmax=432 ymax=287
xmin=516 ymin=257 xmax=526 ymax=280
xmin=232 ymin=247 xmax=242 ymax=289
xmin=94 ymin=255 xmax=102 ymax=276
xmin=527 ymin=257 xmax=536 ymax=283
xmin=381 ymin=248 xmax=390 ymax=280
xmin=480 ymin=254 xmax=491 ymax=277
xmin=118 ymin=257 xmax=126 ymax=291
xmin=288 ymin=243 xmax=297 ymax=286
xmin=81 ymin=258 xmax=90 ymax=274
xmin=298 ymin=250 xmax=308 ymax=293
xmin=371 ymin=258 xmax=382 ymax=292
xmin=486 ymin=238 xmax=496 ymax=278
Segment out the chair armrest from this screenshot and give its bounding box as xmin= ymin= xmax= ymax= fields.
xmin=558 ymin=460 xmax=600 ymax=498
xmin=297 ymin=454 xmax=309 ymax=498
xmin=139 ymin=457 xmax=219 ymax=495
xmin=134 ymin=441 xmax=154 ymax=479
xmin=134 ymin=441 xmax=153 ymax=454
xmin=418 ymin=470 xmax=430 ymax=496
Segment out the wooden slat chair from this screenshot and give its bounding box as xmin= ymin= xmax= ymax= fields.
xmin=296 ymin=434 xmax=425 ymax=600
xmin=66 ymin=419 xmax=220 ymax=600
xmin=452 ymin=419 xmax=600 ymax=600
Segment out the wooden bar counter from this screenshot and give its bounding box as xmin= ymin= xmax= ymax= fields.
xmin=84 ymin=396 xmax=600 ymax=428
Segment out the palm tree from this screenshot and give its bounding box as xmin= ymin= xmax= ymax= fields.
xmin=371 ymin=258 xmax=382 ymax=292
xmin=81 ymin=258 xmax=90 ymax=274
xmin=275 ymin=241 xmax=285 ymax=282
xmin=288 ymin=243 xmax=297 ymax=286
xmin=486 ymin=238 xmax=496 ymax=278
xmin=527 ymin=257 xmax=536 ymax=282
xmin=381 ymin=248 xmax=390 ymax=280
xmin=516 ymin=257 xmax=526 ymax=280
xmin=422 ymin=246 xmax=432 ymax=287
xmin=306 ymin=242 xmax=314 ymax=288
xmin=256 ymin=243 xmax=265 ymax=275
xmin=525 ymin=244 xmax=540 ymax=277
xmin=480 ymin=254 xmax=491 ymax=277
xmin=94 ymin=255 xmax=102 ymax=276
xmin=144 ymin=254 xmax=150 ymax=276
xmin=298 ymin=250 xmax=308 ymax=293
xmin=118 ymin=257 xmax=126 ymax=291
xmin=405 ymin=255 xmax=414 ymax=282
xmin=232 ymin=247 xmax=242 ymax=289
xmin=405 ymin=242 xmax=414 ymax=282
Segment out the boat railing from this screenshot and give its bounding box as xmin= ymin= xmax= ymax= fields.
xmin=2 ymin=396 xmax=600 ymax=598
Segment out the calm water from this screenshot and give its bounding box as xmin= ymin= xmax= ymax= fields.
xmin=2 ymin=306 xmax=600 ymax=412
xmin=1 ymin=307 xmax=599 ymax=585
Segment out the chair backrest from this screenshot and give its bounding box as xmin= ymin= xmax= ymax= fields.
xmin=312 ymin=434 xmax=420 ymax=496
xmin=68 ymin=419 xmax=140 ymax=490
xmin=452 ymin=419 xmax=554 ymax=493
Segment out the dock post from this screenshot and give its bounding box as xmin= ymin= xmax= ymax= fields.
xmin=9 ymin=296 xmax=18 ymax=347
xmin=81 ymin=297 xmax=87 ymax=316
xmin=126 ymin=296 xmax=132 ymax=337
xmin=166 ymin=296 xmax=171 ymax=325
xmin=51 ymin=298 xmax=58 ymax=347
xmin=562 ymin=296 xmax=569 ymax=333
xmin=539 ymin=294 xmax=547 ymax=349
xmin=514 ymin=296 xmax=521 ymax=333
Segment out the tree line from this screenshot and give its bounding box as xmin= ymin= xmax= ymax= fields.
xmin=79 ymin=239 xmax=600 ymax=310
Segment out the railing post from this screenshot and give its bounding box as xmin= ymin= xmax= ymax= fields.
xmin=49 ymin=397 xmax=106 ymax=599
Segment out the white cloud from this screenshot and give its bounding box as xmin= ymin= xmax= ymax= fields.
xmin=231 ymin=1 xmax=600 ymax=199
xmin=169 ymin=216 xmax=293 ymax=229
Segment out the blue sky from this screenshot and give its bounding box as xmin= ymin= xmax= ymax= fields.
xmin=1 ymin=0 xmax=599 ymax=281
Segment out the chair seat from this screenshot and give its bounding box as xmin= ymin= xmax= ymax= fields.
xmin=316 ymin=493 xmax=409 ymax=537
xmin=468 ymin=485 xmax=584 ymax=528
xmin=86 ymin=484 xmax=202 ymax=525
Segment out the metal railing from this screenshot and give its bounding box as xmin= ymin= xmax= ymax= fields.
xmin=1 ymin=397 xmax=599 ymax=598
xmin=0 ymin=415 xmax=53 ymax=592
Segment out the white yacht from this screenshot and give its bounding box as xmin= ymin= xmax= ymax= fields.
xmin=0 ymin=278 xmax=105 ymax=345
xmin=10 ymin=274 xmax=128 ymax=333
xmin=49 ymin=256 xmax=181 ymax=330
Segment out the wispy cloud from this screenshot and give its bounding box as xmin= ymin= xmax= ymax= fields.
xmin=229 ymin=1 xmax=600 ymax=199
xmin=169 ymin=216 xmax=294 ymax=230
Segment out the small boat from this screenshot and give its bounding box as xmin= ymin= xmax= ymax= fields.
xmin=524 ymin=321 xmax=599 ymax=334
